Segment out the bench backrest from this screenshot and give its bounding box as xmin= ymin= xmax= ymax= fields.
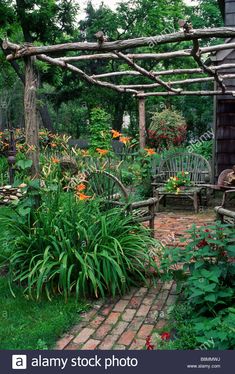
xmin=87 ymin=170 xmax=129 ymax=203
xmin=157 ymin=152 xmax=212 ymax=184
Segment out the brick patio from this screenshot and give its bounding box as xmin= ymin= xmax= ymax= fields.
xmin=55 ymin=210 xmax=215 ymax=350
xmin=155 ymin=210 xmax=214 ymax=247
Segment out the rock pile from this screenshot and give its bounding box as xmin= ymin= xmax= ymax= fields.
xmin=0 ymin=183 xmax=27 ymax=204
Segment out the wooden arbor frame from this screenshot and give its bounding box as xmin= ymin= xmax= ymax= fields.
xmin=3 ymin=27 xmax=235 ymax=174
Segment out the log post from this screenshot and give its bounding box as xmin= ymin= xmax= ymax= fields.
xmin=138 ymin=96 xmax=146 ymax=149
xmin=24 ymin=56 xmax=40 ymax=176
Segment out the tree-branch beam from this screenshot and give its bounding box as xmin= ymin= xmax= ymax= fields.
xmin=3 ymin=28 xmax=235 ymax=60
xmin=36 ymin=54 xmax=138 ymax=94
xmin=56 ymin=41 xmax=235 ymax=63
xmin=191 ymin=39 xmax=226 ymax=92
xmin=114 ymin=50 xmax=181 ymax=93
xmin=118 ymin=74 xmax=235 ymax=89
xmin=91 ymin=64 xmax=235 ymax=79
xmin=136 ymin=91 xmax=235 ymax=97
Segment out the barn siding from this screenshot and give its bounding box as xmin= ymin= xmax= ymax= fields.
xmin=215 ymin=0 xmax=235 ymax=176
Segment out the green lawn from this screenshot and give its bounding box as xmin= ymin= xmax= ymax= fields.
xmin=0 ymin=277 xmax=88 ymax=349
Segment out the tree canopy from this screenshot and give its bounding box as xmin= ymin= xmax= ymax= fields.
xmin=0 ymin=0 xmax=224 ymax=137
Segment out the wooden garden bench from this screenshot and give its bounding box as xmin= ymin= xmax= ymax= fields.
xmin=87 ymin=170 xmax=157 ymax=236
xmin=151 ymin=152 xmax=212 ymax=213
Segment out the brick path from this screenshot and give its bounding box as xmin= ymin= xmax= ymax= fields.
xmin=155 ymin=211 xmax=214 ymax=247
xmin=55 ymin=281 xmax=177 ymax=350
xmin=55 ymin=211 xmax=215 ymax=350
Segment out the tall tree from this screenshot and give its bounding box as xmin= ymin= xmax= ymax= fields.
xmin=0 ymin=0 xmax=79 ymax=130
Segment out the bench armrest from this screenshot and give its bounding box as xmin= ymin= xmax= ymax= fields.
xmin=221 ymin=189 xmax=235 ymax=208
xmin=130 ymin=197 xmax=158 ymax=209
xmin=215 ymin=206 xmax=235 ymax=220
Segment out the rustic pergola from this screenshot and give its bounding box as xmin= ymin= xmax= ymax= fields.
xmin=2 ymin=26 xmax=235 ymax=175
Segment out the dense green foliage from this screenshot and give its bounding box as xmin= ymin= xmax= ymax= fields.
xmin=159 ymin=222 xmax=235 ymax=349
xmin=89 ymin=108 xmax=112 ymax=153
xmin=0 ymin=190 xmax=158 ymax=300
xmin=191 ymin=140 xmax=213 ymax=161
xmin=0 ymin=0 xmax=228 ymax=350
xmin=0 ymin=0 xmax=223 ymax=138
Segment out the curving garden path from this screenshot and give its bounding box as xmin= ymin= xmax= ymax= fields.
xmin=55 ymin=211 xmax=214 ymax=350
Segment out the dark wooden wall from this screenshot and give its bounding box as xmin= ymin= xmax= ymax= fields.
xmin=215 ymin=0 xmax=235 ymax=177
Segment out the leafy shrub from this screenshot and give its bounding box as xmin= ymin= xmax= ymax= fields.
xmin=119 ymin=169 xmax=135 ymax=186
xmin=89 ymin=107 xmax=112 ymax=154
xmin=159 ymin=222 xmax=235 ymax=349
xmin=161 ymin=222 xmax=235 ymax=314
xmin=192 ymin=140 xmax=213 ymax=161
xmin=192 ymin=307 xmax=235 ymax=350
xmin=0 ymin=191 xmax=158 ymax=301
xmin=156 ymin=305 xmax=235 ymax=350
xmin=148 ymin=109 xmax=187 ymax=150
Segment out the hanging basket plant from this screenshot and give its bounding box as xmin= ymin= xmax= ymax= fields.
xmin=148 ymin=108 xmax=187 ymax=150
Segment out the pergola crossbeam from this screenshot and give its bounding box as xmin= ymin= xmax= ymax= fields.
xmin=136 ymin=91 xmax=235 ymax=97
xmin=3 ymin=26 xmax=235 ymax=166
xmin=114 ymin=50 xmax=181 ymax=93
xmin=58 ymin=41 xmax=235 ymax=63
xmin=36 ymin=54 xmax=138 ymax=94
xmin=191 ymin=39 xmax=226 ymax=92
xmin=91 ymin=64 xmax=235 ymax=79
xmin=4 ymin=27 xmax=235 ymax=60
xmin=118 ymin=74 xmax=235 ymax=89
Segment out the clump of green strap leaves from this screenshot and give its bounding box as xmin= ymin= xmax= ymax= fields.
xmin=0 ymin=189 xmax=158 ymax=301
xmin=160 ymin=222 xmax=235 ymax=349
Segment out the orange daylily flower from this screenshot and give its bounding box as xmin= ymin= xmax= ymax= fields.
xmin=111 ymin=129 xmax=121 ymax=138
xmin=51 ymin=157 xmax=60 ymax=164
xmin=50 ymin=143 xmax=57 ymax=148
xmin=120 ymin=136 xmax=131 ymax=145
xmin=96 ymin=148 xmax=109 ymax=156
xmin=76 ymin=192 xmax=92 ymax=201
xmin=75 ymin=183 xmax=86 ymax=192
xmin=144 ymin=148 xmax=156 ymax=156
